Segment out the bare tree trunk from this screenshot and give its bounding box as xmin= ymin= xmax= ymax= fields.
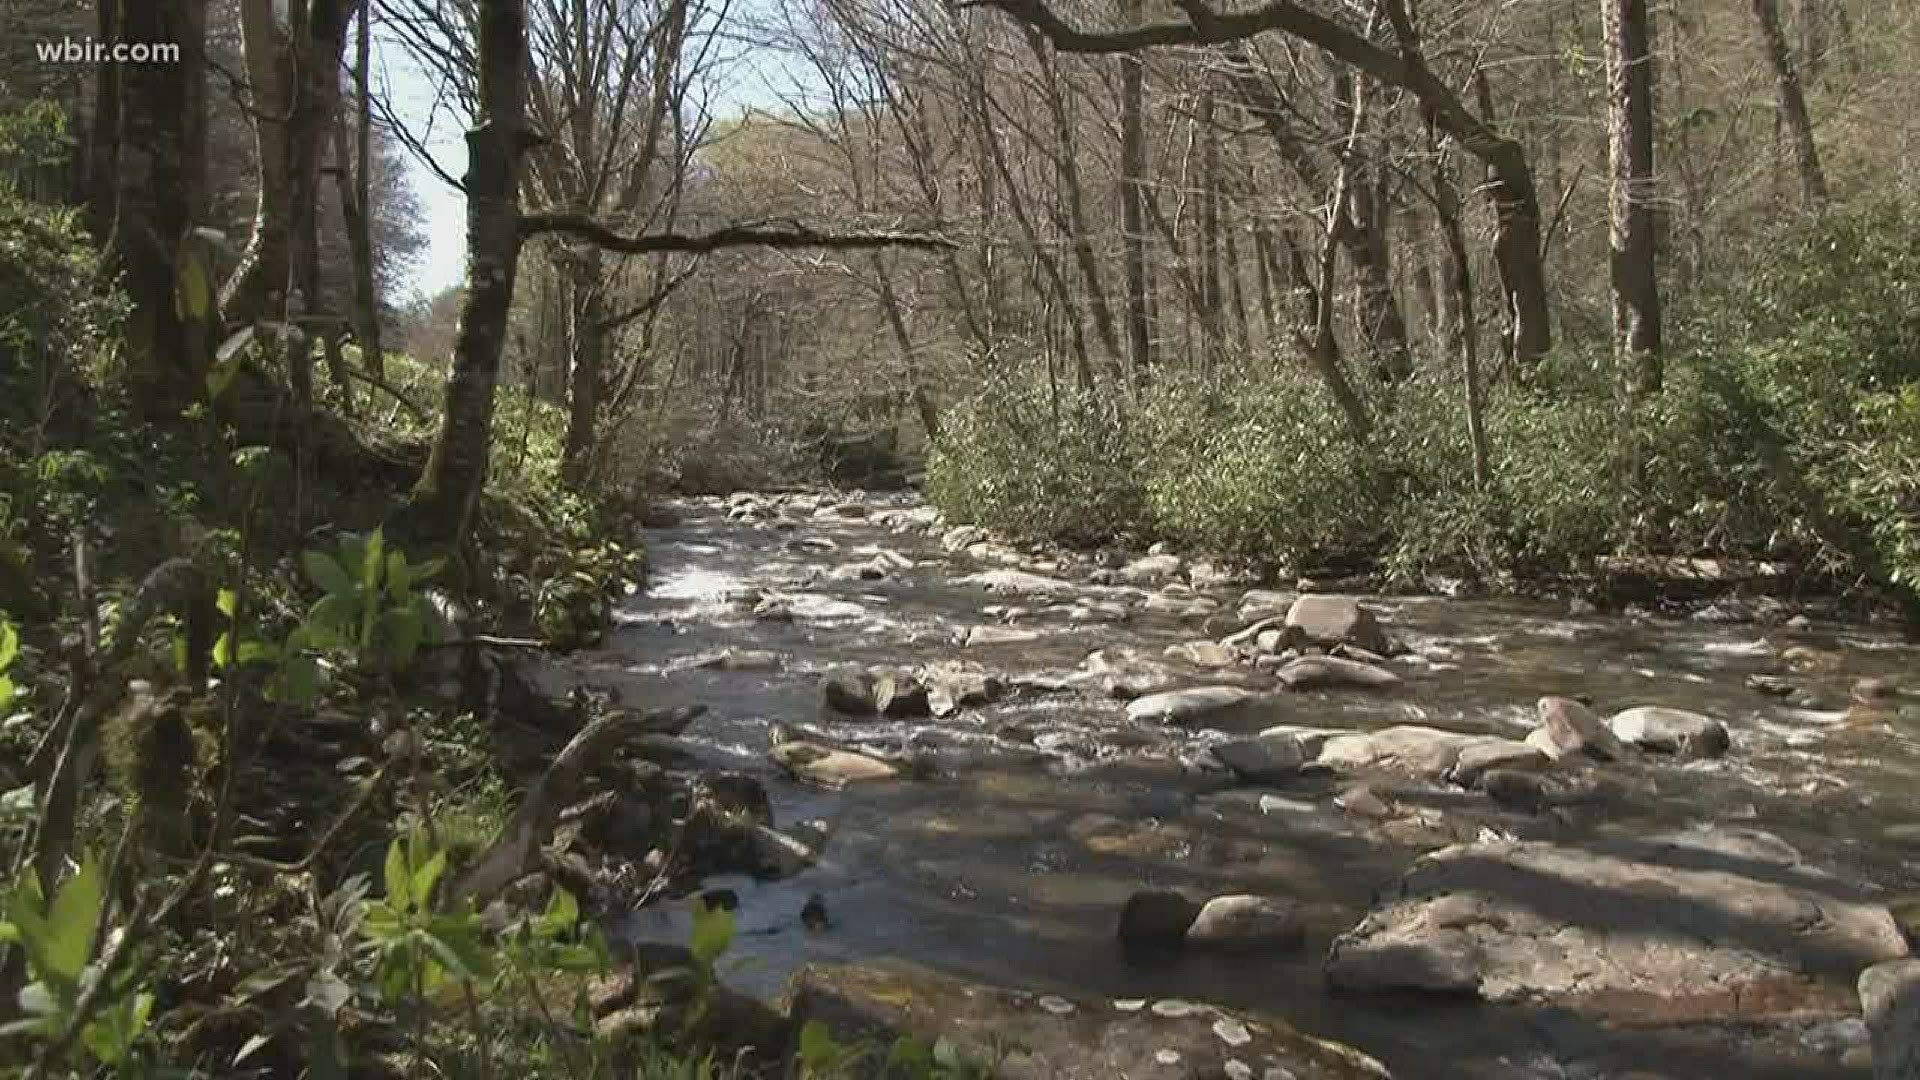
xmin=411 ymin=0 xmax=531 ymax=549
xmin=1118 ymin=0 xmax=1152 ymax=385
xmin=346 ymin=0 xmax=383 ymax=374
xmin=872 ymin=253 xmax=940 ymax=440
xmin=224 ymin=0 xmax=353 ymax=325
xmin=119 ymin=0 xmax=210 ymax=391
xmin=1603 ymin=0 xmax=1662 ymax=396
xmin=1429 ymin=133 xmax=1487 ymax=489
xmin=560 ymin=248 xmax=607 ymax=485
xmin=1751 ymin=0 xmax=1828 ymax=211
xmin=1198 ymin=87 xmax=1222 ymax=360
xmin=87 ymin=0 xmax=121 ymax=244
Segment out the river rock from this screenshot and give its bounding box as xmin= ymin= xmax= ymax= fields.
xmin=1121 ymin=552 xmax=1185 ymax=584
xmin=1238 ymin=589 xmax=1296 ymax=620
xmin=771 ymin=741 xmax=899 ymax=787
xmin=1316 ymin=726 xmax=1504 ymax=782
xmin=1607 ymin=706 xmax=1731 ymax=758
xmin=1118 ymin=890 xmax=1201 ymax=947
xmin=678 ymin=648 xmax=786 ymax=673
xmin=953 ymin=569 xmax=1077 ymax=598
xmin=964 ymin=624 xmax=1043 ymax=647
xmin=1860 ymin=959 xmax=1920 ymax=1079
xmin=1167 ymin=640 xmax=1239 ymax=668
xmin=922 ymin=662 xmax=1006 ymax=718
xmin=819 ymin=667 xmax=878 ymax=715
xmin=1526 ymin=696 xmax=1627 ymax=762
xmin=1327 ymin=830 xmax=1911 ymax=1019
xmin=1125 ymin=686 xmax=1264 ymax=725
xmin=872 ymin=671 xmax=932 ymax=717
xmin=1208 ymin=734 xmax=1307 ymax=783
xmin=782 ymin=962 xmax=1392 ymax=1080
xmin=1449 ymin=738 xmax=1551 ymax=787
xmin=1286 ymin=596 xmax=1389 ymax=654
xmin=1277 ymin=655 xmax=1401 ymax=691
xmin=941 ymin=525 xmax=990 ymax=552
xmin=1187 ymin=895 xmax=1305 ymax=952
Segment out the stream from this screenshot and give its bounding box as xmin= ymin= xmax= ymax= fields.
xmin=549 ymin=490 xmax=1920 ymax=1079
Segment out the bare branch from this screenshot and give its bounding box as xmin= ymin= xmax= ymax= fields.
xmin=518 ymin=213 xmax=961 ymax=252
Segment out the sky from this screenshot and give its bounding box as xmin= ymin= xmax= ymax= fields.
xmin=380 ymin=14 xmax=811 ymax=302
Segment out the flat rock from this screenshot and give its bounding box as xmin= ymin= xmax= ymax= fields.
xmin=782 ymin=962 xmax=1392 ymax=1080
xmin=1607 ymin=706 xmax=1731 ymax=758
xmin=770 ymin=741 xmax=900 ymax=788
xmin=1327 ymin=830 xmax=1910 ymax=1021
xmin=1120 ymin=552 xmax=1185 ymax=584
xmin=953 ymin=569 xmax=1078 ymax=598
xmin=819 ymin=667 xmax=878 ymax=715
xmin=1449 ymin=738 xmax=1551 ymax=787
xmin=964 ymin=624 xmax=1044 ymax=647
xmin=1208 ymin=734 xmax=1306 ymax=783
xmin=1316 ymin=726 xmax=1500 ymax=782
xmin=1187 ymin=895 xmax=1305 ymax=952
xmin=1277 ymin=656 xmax=1401 ymax=691
xmin=1860 ymin=958 xmax=1920 ymax=1080
xmin=1286 ymin=595 xmax=1390 ymax=654
xmin=1125 ymin=686 xmax=1265 ymax=725
xmin=1167 ymin=640 xmax=1239 ymax=668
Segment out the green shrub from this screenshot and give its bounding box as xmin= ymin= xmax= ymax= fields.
xmin=1844 ymin=384 xmax=1920 ymax=590
xmin=927 ymin=376 xmax=1145 ymax=545
xmin=1138 ymin=373 xmax=1377 ymax=568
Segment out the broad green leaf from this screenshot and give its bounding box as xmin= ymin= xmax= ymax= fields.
xmin=409 ymin=849 xmax=447 ymax=907
xmin=798 ymin=1020 xmax=837 ymax=1067
xmin=362 ymin=529 xmax=386 ymax=593
xmin=385 ymin=552 xmax=411 ymax=601
xmin=174 ymin=241 xmax=212 ymax=323
xmin=16 ymin=980 xmax=58 ymax=1016
xmin=383 ymin=838 xmax=411 ymax=910
xmin=0 ymin=674 xmax=13 ymax=712
xmin=412 ymin=557 xmax=446 ymax=585
xmin=212 ymin=631 xmax=232 ymax=670
xmin=0 ymin=621 xmax=17 ymax=670
xmin=305 ymin=593 xmax=359 ymax=644
xmin=216 ymin=588 xmax=237 ymax=618
xmin=689 ymin=899 xmax=735 ymax=969
xmin=269 ymin=655 xmax=320 ymax=706
xmin=377 ymin=608 xmax=424 ymax=670
xmin=41 ymin=859 xmax=104 ymax=987
xmin=536 ymin=887 xmax=579 ymax=938
xmin=336 ymin=534 xmax=367 ymax=579
xmin=302 ymin=551 xmax=354 ymax=597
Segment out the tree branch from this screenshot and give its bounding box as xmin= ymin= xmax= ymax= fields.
xmin=518 ymin=213 xmax=960 ymax=252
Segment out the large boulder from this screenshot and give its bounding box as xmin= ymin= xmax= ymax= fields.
xmin=1607 ymin=706 xmax=1731 ymax=758
xmin=1526 ymin=696 xmax=1628 ymax=762
xmin=782 ymin=962 xmax=1393 ymax=1080
xmin=1286 ymin=596 xmax=1390 ymax=654
xmin=1327 ymin=828 xmax=1910 ymax=1022
xmin=1860 ymin=959 xmax=1920 ymax=1080
xmin=819 ymin=667 xmax=878 ymax=715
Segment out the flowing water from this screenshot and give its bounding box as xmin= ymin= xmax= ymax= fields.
xmin=551 ymin=492 xmax=1920 ymax=1079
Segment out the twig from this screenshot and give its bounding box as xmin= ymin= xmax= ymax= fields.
xmin=518 ymin=213 xmax=959 ymax=253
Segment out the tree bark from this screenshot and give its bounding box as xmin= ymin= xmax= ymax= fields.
xmin=223 ymin=0 xmax=352 ymax=325
xmin=86 ymin=0 xmax=121 ymax=245
xmin=1118 ymin=0 xmax=1152 ymax=386
xmin=411 ymin=0 xmax=532 ymax=550
xmin=118 ymin=0 xmax=210 ymax=392
xmin=1751 ymin=0 xmax=1828 ymax=211
xmin=1603 ymin=0 xmax=1662 ymax=396
xmin=560 ymin=247 xmax=607 ymax=485
xmin=346 ymin=0 xmax=383 ymax=374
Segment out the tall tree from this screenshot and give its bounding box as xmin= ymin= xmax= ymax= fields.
xmin=1117 ymin=0 xmax=1152 ymax=384
xmin=1751 ymin=0 xmax=1828 ymax=211
xmin=1603 ymin=0 xmax=1661 ymax=395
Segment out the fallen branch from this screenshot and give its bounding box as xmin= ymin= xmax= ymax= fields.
xmin=445 ymin=705 xmax=705 ymax=909
xmin=518 ymin=213 xmax=959 ymax=253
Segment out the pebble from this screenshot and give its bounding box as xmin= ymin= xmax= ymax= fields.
xmin=1154 ymin=1049 xmax=1182 ymax=1065
xmin=1151 ymin=999 xmax=1200 ymax=1017
xmin=1036 ymin=994 xmax=1075 ymax=1015
xmin=1113 ymin=998 xmax=1147 ymax=1012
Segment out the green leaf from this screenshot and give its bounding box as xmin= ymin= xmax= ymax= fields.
xmin=212 ymin=631 xmax=232 ymax=670
xmin=174 ymin=239 xmax=212 ymax=322
xmin=413 ymin=557 xmax=447 ymax=585
xmin=0 ymin=674 xmax=13 ymax=713
xmin=689 ymin=899 xmax=736 ymax=970
xmin=302 ymin=551 xmax=354 ymax=597
xmin=798 ymin=1020 xmax=837 ymax=1067
xmin=268 ymin=655 xmax=320 ymax=706
xmin=383 ymin=837 xmax=411 ymax=910
xmin=0 ymin=621 xmax=17 ymax=670
xmin=305 ymin=593 xmax=360 ymax=645
xmin=377 ymin=608 xmax=424 ymax=670
xmin=409 ymin=849 xmax=447 ymax=907
xmin=536 ymin=888 xmax=579 ymax=938
xmin=216 ymin=588 xmax=237 ymax=618
xmin=362 ymin=528 xmax=386 ymax=593
xmin=40 ymin=859 xmax=104 ymax=987
xmin=385 ymin=552 xmax=412 ymax=601
xmin=304 ymin=969 xmax=351 ymax=1017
